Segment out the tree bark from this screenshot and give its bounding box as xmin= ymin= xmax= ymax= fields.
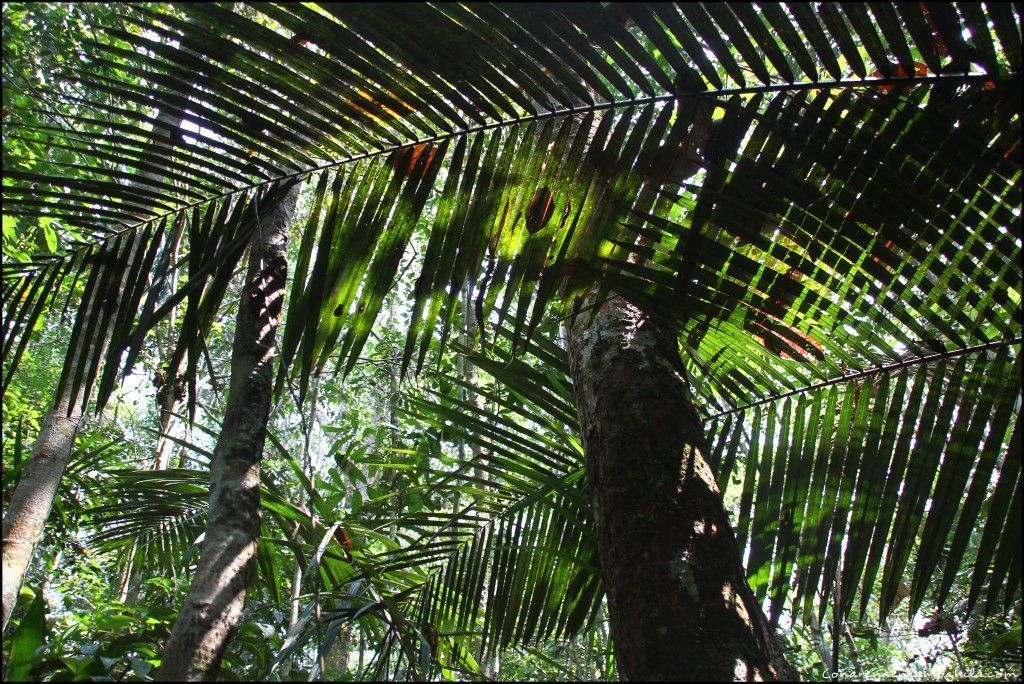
xmin=2 ymin=403 xmax=81 ymax=633
xmin=566 ymin=292 xmax=796 ymax=681
xmin=323 ymin=625 xmax=352 ymax=678
xmin=158 ymin=185 xmax=299 ymax=681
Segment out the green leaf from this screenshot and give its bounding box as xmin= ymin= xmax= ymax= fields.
xmin=6 ymin=589 xmax=47 ymax=682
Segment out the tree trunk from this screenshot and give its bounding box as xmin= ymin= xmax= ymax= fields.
xmin=566 ymin=292 xmax=796 ymax=681
xmin=158 ymin=185 xmax=299 ymax=681
xmin=324 ymin=625 xmax=352 ymax=677
xmin=2 ymin=401 xmax=81 ymax=633
xmin=1 ymin=108 xmax=185 ymax=634
xmin=153 ymin=224 xmax=187 ymax=472
xmin=460 ymin=282 xmax=500 ymax=680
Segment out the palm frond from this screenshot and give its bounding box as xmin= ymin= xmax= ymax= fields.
xmin=708 ymin=348 xmax=1021 ymax=626
xmin=3 ymin=3 xmax=1018 ymax=407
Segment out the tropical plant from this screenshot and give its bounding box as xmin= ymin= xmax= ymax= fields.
xmin=2 ymin=2 xmax=1020 ymax=681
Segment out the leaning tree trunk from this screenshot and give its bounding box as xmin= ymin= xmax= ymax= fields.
xmin=0 ymin=107 xmax=185 ymax=635
xmin=566 ymin=292 xmax=796 ymax=681
xmin=1 ymin=394 xmax=82 ymax=634
xmin=158 ymin=185 xmax=299 ymax=681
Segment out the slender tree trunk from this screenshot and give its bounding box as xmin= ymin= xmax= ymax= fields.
xmin=0 ymin=108 xmax=185 ymax=634
xmin=1 ymin=399 xmax=80 ymax=633
xmin=158 ymin=185 xmax=299 ymax=681
xmin=288 ymin=376 xmax=319 ymax=631
xmin=357 ymin=632 xmax=365 ymax=676
xmin=154 ymin=363 xmax=187 ymax=469
xmin=566 ymin=292 xmax=796 ymax=681
xmin=115 ymin=541 xmax=142 ymax=604
xmin=385 ymin=313 xmax=402 ymax=541
xmin=807 ymin=610 xmax=833 ymax=675
xmin=41 ymin=543 xmax=64 ymax=605
xmin=153 ymin=226 xmax=187 ymax=471
xmin=831 ymin=573 xmax=841 ymax=680
xmin=596 ymin=600 xmax=610 ymax=679
xmin=843 ymin=624 xmax=862 ymax=680
xmin=460 ymin=282 xmax=500 ymax=680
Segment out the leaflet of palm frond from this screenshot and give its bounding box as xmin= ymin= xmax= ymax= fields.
xmin=85 ymin=454 xmax=360 ymax=602
xmin=940 ymin=353 xmax=1022 ymax=612
xmin=7 ymin=121 xmax=248 ymax=193
xmin=4 ymin=116 xmax=256 ymax=196
xmin=275 ymin=141 xmax=445 ymax=396
xmin=78 ymin=419 xmax=376 ymax=610
xmin=307 ymin=158 xmax=398 ymax=372
xmin=337 ymin=144 xmax=448 ymax=375
xmin=606 ymin=86 xmax=1018 ymax=412
xmin=705 ymin=345 xmax=1021 ymax=626
xmin=86 ymin=39 xmax=348 ymax=167
xmin=114 ymin=214 xmax=187 ymax=386
xmin=495 ymin=117 xmax=582 ymax=352
xmin=561 ymin=97 xmax=715 ymax=332
xmin=257 ymin=4 xmax=466 ymax=134
xmin=92 ymin=182 xmax=297 ymax=415
xmin=1 ymin=260 xmax=66 ymax=397
xmin=282 ymin=103 xmax=658 ymax=385
xmin=106 ymin=9 xmax=331 ymax=171
xmin=49 ymin=235 xmax=131 ymax=415
xmin=972 ymin=417 xmax=1021 ymax=615
xmin=353 ymin=332 xmax=598 ymax=665
xmin=91 ymin=219 xmax=168 ymax=409
xmin=509 ymin=99 xmax=698 ymax=350
xmin=906 ymin=348 xmax=1014 ymax=614
xmin=40 ymin=431 xmax=131 ymax=539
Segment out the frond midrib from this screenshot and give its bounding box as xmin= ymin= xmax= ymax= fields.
xmin=705 ymin=334 xmax=1024 ymax=421
xmin=4 ymin=69 xmax=1013 ymax=275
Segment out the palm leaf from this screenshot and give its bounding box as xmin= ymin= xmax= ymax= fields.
xmin=4 ymin=3 xmax=1017 ymax=407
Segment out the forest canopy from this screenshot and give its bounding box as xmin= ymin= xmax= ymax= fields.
xmin=1 ymin=2 xmax=1021 ymax=681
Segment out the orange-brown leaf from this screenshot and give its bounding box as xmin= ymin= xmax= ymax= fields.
xmin=388 ymin=143 xmax=440 ymax=178
xmin=525 ymin=187 xmax=555 ymax=234
xmin=873 ymin=62 xmax=929 ymax=93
